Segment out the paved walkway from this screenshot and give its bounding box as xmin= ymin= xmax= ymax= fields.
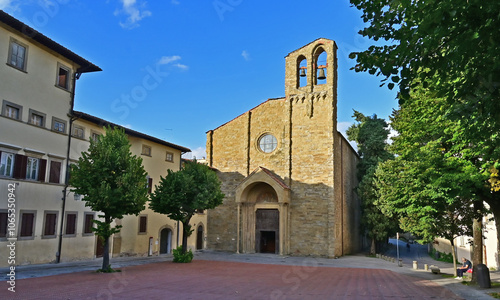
xmin=0 ymin=249 xmax=499 ymax=299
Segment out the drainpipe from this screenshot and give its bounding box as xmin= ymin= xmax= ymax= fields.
xmin=56 ymin=70 xmax=81 ymax=263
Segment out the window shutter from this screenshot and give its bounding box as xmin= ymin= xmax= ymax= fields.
xmin=66 ymin=214 xmax=76 ymax=235
xmin=0 ymin=212 xmax=7 ymax=237
xmin=44 ymin=213 xmax=56 ymax=236
xmin=148 ymin=177 xmax=153 ymax=193
xmin=49 ymin=161 xmax=61 ymax=183
xmin=20 ymin=213 xmax=34 ymax=237
xmin=13 ymin=154 xmax=27 ymax=179
xmin=38 ymin=159 xmax=47 ymax=182
xmin=139 ymin=216 xmax=147 ymax=233
xmin=84 ymin=214 xmax=94 ymax=234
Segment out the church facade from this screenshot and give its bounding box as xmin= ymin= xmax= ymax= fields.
xmin=206 ymin=38 xmax=362 ymax=257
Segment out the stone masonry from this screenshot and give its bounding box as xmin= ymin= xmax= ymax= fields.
xmin=206 ymin=38 xmax=361 ymax=257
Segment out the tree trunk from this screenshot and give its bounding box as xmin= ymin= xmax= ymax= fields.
xmin=182 ymin=221 xmax=189 ymax=254
xmin=471 ymin=201 xmax=483 ymax=284
xmin=450 ymin=238 xmax=457 ymax=277
xmin=181 ymin=216 xmax=193 ymax=254
xmin=370 ymin=238 xmax=376 ymax=255
xmin=102 ymin=235 xmax=110 ymax=271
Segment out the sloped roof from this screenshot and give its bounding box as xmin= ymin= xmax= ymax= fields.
xmin=285 ymin=37 xmax=337 ymax=58
xmin=73 ymin=110 xmax=191 ymax=153
xmin=207 ymin=97 xmax=285 ymax=133
xmin=0 ymin=10 xmax=101 ymax=73
xmin=244 ymin=166 xmax=290 ymax=190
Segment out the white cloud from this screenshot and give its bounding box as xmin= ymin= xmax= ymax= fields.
xmin=173 ymin=63 xmax=188 ymax=70
xmin=158 ymin=56 xmax=188 ymax=70
xmin=158 ymin=55 xmax=181 ymax=65
xmin=116 ymin=0 xmax=152 ymax=29
xmin=182 ymin=147 xmax=206 ymax=160
xmin=0 ymin=0 xmax=13 ymax=10
xmin=241 ymin=50 xmax=250 ymax=61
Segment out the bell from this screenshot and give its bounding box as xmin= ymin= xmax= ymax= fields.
xmin=317 ymin=68 xmax=326 ymax=80
xmin=299 ymin=68 xmax=306 ymax=77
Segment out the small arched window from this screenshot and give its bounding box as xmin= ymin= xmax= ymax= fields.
xmin=297 ymin=56 xmax=307 ymax=88
xmin=314 ymin=50 xmax=327 ymax=85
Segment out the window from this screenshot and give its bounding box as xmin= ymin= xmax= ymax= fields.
xmin=12 ymin=154 xmax=46 ymax=181
xmin=19 ymin=211 xmax=35 ymax=238
xmin=0 ymin=211 xmax=7 ymax=238
xmin=2 ymin=100 xmax=22 ymax=120
xmin=49 ymin=160 xmax=61 ymax=184
xmin=258 ymin=133 xmax=278 ymax=153
xmin=90 ymin=131 xmax=100 ymax=142
xmin=65 ymin=212 xmax=77 ymax=236
xmin=56 ymin=64 xmax=70 ymax=89
xmin=0 ymin=152 xmax=15 ymax=177
xmin=138 ymin=215 xmax=147 ymax=234
xmin=83 ymin=213 xmax=94 ymax=235
xmin=166 ymin=152 xmax=174 ymax=162
xmin=142 ymin=145 xmax=151 ymax=156
xmin=26 ymin=157 xmax=39 ymax=180
xmin=29 ymin=109 xmax=46 ymax=127
xmin=72 ymin=125 xmax=85 ymax=139
xmin=43 ymin=212 xmax=57 ymax=238
xmin=146 ymin=176 xmax=153 ymax=194
xmin=52 ymin=117 xmax=67 ymax=133
xmin=8 ymin=39 xmax=28 ymax=71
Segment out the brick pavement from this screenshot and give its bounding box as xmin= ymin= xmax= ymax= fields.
xmin=0 ymin=259 xmax=463 ymax=300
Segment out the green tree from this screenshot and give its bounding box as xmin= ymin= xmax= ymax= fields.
xmin=70 ymin=126 xmax=148 ymax=271
xmin=375 ymin=87 xmax=483 ymax=275
xmin=349 ymin=0 xmax=500 ymax=180
xmin=346 ymin=111 xmax=396 ymax=254
xmin=150 ymin=160 xmax=224 ymax=258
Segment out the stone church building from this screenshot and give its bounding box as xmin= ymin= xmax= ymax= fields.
xmin=206 ymin=38 xmax=362 ymax=257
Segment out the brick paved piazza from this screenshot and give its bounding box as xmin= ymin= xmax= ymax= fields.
xmin=1 ymin=259 xmax=462 ymax=300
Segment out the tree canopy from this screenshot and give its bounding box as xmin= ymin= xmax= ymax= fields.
xmin=349 ymin=0 xmax=500 ymax=167
xmin=346 ymin=111 xmax=396 ymax=254
xmin=70 ymin=126 xmax=148 ymax=271
xmin=150 ymin=160 xmax=224 ymax=256
xmin=375 ymin=86 xmax=485 ymax=273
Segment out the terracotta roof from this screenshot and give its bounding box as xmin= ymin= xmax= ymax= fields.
xmin=0 ymin=10 xmax=101 ymax=73
xmin=72 ymin=110 xmax=191 ymax=153
xmin=252 ymin=166 xmax=290 ymax=190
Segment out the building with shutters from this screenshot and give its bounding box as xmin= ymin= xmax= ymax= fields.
xmin=0 ymin=11 xmax=200 ymax=267
xmin=206 ymin=38 xmax=363 ymax=257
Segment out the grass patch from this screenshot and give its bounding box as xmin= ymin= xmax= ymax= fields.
xmin=489 ymin=292 xmax=500 ymax=299
xmin=96 ymin=265 xmax=121 ymax=273
xmin=491 ymin=282 xmax=500 ymax=288
xmin=429 ymin=248 xmax=457 ymax=264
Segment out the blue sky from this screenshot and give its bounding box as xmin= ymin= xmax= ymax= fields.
xmin=1 ymin=0 xmax=397 ymax=158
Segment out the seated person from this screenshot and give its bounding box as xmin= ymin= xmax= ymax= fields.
xmin=456 ymin=257 xmax=472 ymax=279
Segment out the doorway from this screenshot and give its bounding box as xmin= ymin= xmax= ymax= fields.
xmin=259 ymin=231 xmax=276 ymax=253
xmin=255 ymin=209 xmax=279 ymax=254
xmin=196 ymin=225 xmax=203 ymax=250
xmin=160 ymin=228 xmax=172 ymax=254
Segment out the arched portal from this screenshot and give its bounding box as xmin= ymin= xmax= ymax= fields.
xmin=196 ymin=225 xmax=204 ymax=250
xmin=160 ymin=228 xmax=172 ymax=254
xmin=235 ymin=167 xmax=290 ymax=255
